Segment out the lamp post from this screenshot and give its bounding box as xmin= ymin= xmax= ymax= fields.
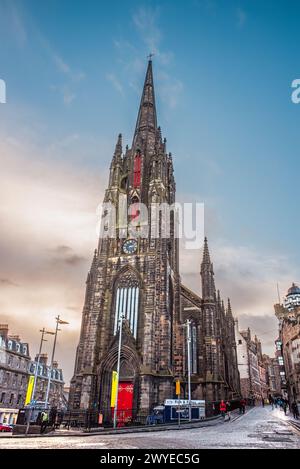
xmin=31 ymin=328 xmax=55 ymax=404
xmin=186 ymin=319 xmax=192 ymax=421
xmin=25 ymin=328 xmax=55 ymax=436
xmin=45 ymin=315 xmax=69 ymax=409
xmin=113 ymin=314 xmax=124 ymax=429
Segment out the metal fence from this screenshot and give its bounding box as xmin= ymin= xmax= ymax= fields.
xmin=61 ymin=408 xmax=150 ymax=430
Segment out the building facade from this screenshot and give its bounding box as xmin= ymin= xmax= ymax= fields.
xmin=275 ymin=284 xmax=300 ymax=403
xmin=28 ymin=354 xmax=66 ymax=410
xmin=0 ymin=325 xmax=30 ymax=424
xmin=69 ymin=60 xmax=240 ymax=419
xmin=0 ymin=325 xmax=65 ymax=424
xmin=235 ymin=324 xmax=274 ymax=400
xmin=263 ymin=354 xmax=282 ymax=397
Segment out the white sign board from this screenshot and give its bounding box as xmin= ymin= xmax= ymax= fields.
xmin=164 ymin=399 xmax=205 ymax=407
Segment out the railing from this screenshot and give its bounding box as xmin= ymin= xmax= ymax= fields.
xmin=61 ymin=408 xmax=150 ymax=430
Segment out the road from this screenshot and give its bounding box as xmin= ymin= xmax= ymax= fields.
xmin=0 ymin=406 xmax=299 ymax=449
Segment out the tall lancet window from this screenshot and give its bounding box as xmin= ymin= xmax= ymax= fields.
xmin=113 ymin=271 xmax=140 ymax=338
xmin=133 ymin=152 xmax=141 ymax=188
xmin=191 ymin=322 xmax=198 ymax=374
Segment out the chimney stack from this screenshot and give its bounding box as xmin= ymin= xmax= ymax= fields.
xmin=0 ymin=324 xmax=9 ymax=339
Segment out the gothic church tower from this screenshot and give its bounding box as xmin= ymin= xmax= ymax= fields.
xmin=69 ymin=60 xmax=181 ymax=416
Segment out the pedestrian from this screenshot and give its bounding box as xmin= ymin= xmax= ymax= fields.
xmin=269 ymin=396 xmax=274 ymax=409
xmin=240 ymin=398 xmax=246 ymax=414
xmin=282 ymin=400 xmax=287 ymax=415
xmin=226 ymin=401 xmax=231 ymax=421
xmin=261 ymin=397 xmax=265 ymax=407
xmin=291 ymin=401 xmax=299 ymax=420
xmin=219 ymin=400 xmax=226 ymax=419
xmin=40 ymin=410 xmax=49 ymax=434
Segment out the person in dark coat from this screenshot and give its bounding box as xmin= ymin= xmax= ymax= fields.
xmin=240 ymin=398 xmax=246 ymax=414
xmin=291 ymin=401 xmax=299 ymax=419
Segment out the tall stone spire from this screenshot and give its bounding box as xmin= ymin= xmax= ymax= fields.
xmin=109 ymin=133 xmax=123 ymax=189
xmin=201 ymin=237 xmax=216 ymax=301
xmin=202 ymin=237 xmax=211 ymax=265
xmin=114 ymin=134 xmax=122 ymax=158
xmin=226 ymin=298 xmax=233 ymax=318
xmin=133 ymin=60 xmax=157 ymax=149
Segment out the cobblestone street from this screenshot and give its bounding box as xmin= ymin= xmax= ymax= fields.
xmin=0 ymin=406 xmax=299 ymax=449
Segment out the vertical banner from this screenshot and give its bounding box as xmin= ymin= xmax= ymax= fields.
xmin=175 ymin=380 xmax=181 ymax=396
xmin=25 ymin=375 xmax=35 ymax=405
xmin=110 ymin=371 xmax=118 ymax=407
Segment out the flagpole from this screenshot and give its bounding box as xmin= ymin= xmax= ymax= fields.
xmin=113 ymin=314 xmax=124 ymax=429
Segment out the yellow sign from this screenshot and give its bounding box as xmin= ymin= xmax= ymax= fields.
xmin=175 ymin=380 xmax=180 ymax=396
xmin=25 ymin=375 xmax=35 ymax=405
xmin=110 ymin=371 xmax=118 ymax=407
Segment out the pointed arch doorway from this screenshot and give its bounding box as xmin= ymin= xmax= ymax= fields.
xmin=98 ymin=346 xmax=140 ymax=425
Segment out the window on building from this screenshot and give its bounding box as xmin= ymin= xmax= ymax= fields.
xmin=278 ymin=356 xmax=284 ymax=366
xmin=9 ymin=393 xmax=14 ymax=405
xmin=133 ymin=152 xmax=141 ymax=188
xmin=191 ymin=323 xmax=197 ymax=374
xmin=17 ymin=394 xmax=22 ymax=405
xmin=0 ymin=392 xmax=5 ymax=403
xmin=276 ymin=341 xmax=282 ymax=351
xmin=238 ymin=340 xmax=242 ymax=345
xmin=113 ymin=271 xmax=140 ymax=338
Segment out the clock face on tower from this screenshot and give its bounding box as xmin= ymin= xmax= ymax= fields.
xmin=122 ymin=239 xmax=138 ymax=255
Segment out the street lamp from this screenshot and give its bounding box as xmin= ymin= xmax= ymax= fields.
xmin=31 ymin=328 xmax=55 ymax=404
xmin=113 ymin=314 xmax=125 ymax=429
xmin=25 ymin=328 xmax=55 ymax=436
xmin=186 ymin=319 xmax=192 ymax=422
xmin=45 ymin=315 xmax=69 ymax=409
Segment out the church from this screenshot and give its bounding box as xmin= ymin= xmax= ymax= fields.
xmin=69 ymin=60 xmax=240 ymax=419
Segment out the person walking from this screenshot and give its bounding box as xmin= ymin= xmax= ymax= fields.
xmin=261 ymin=397 xmax=265 ymax=407
xmin=219 ymin=400 xmax=226 ymax=419
xmin=240 ymin=398 xmax=246 ymax=414
xmin=40 ymin=410 xmax=49 ymax=434
xmin=225 ymin=401 xmax=231 ymax=421
xmin=282 ymin=400 xmax=288 ymax=416
xmin=291 ymin=401 xmax=299 ymax=420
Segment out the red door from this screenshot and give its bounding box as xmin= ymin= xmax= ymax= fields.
xmin=112 ymin=382 xmax=134 ymax=426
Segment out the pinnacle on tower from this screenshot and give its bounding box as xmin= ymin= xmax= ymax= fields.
xmin=133 ymin=59 xmax=157 ymax=148
xmin=112 ymin=133 xmax=122 ymax=162
xmin=227 ymin=298 xmax=233 ymax=317
xmin=201 ymin=237 xmax=211 ymax=267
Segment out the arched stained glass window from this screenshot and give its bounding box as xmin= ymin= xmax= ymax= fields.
xmin=113 ymin=271 xmax=140 ymax=338
xmin=191 ymin=323 xmax=197 ymax=374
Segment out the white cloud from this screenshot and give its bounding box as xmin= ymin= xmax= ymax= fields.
xmin=106 ymin=73 xmax=124 ymax=96
xmin=0 ymin=1 xmax=27 ymax=47
xmin=0 ymin=130 xmax=108 ymax=384
xmin=236 ymin=7 xmax=247 ymax=28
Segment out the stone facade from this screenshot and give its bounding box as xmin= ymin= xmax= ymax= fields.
xmin=0 ymin=325 xmax=30 ymax=424
xmin=275 ymin=286 xmax=300 ymax=403
xmin=236 ymin=325 xmax=267 ymax=400
xmin=0 ymin=325 xmax=65 ymax=424
xmin=263 ymin=354 xmax=282 ymax=397
xmin=69 ymin=60 xmax=240 ymax=417
xmin=28 ymin=354 xmax=66 ymax=409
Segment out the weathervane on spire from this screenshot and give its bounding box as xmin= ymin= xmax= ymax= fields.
xmin=147 ymin=52 xmax=154 ymax=61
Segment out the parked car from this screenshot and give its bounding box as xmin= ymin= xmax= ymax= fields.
xmin=0 ymin=424 xmax=12 ymax=432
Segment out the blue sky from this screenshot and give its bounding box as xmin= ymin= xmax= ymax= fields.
xmin=0 ymin=0 xmax=299 ymax=381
